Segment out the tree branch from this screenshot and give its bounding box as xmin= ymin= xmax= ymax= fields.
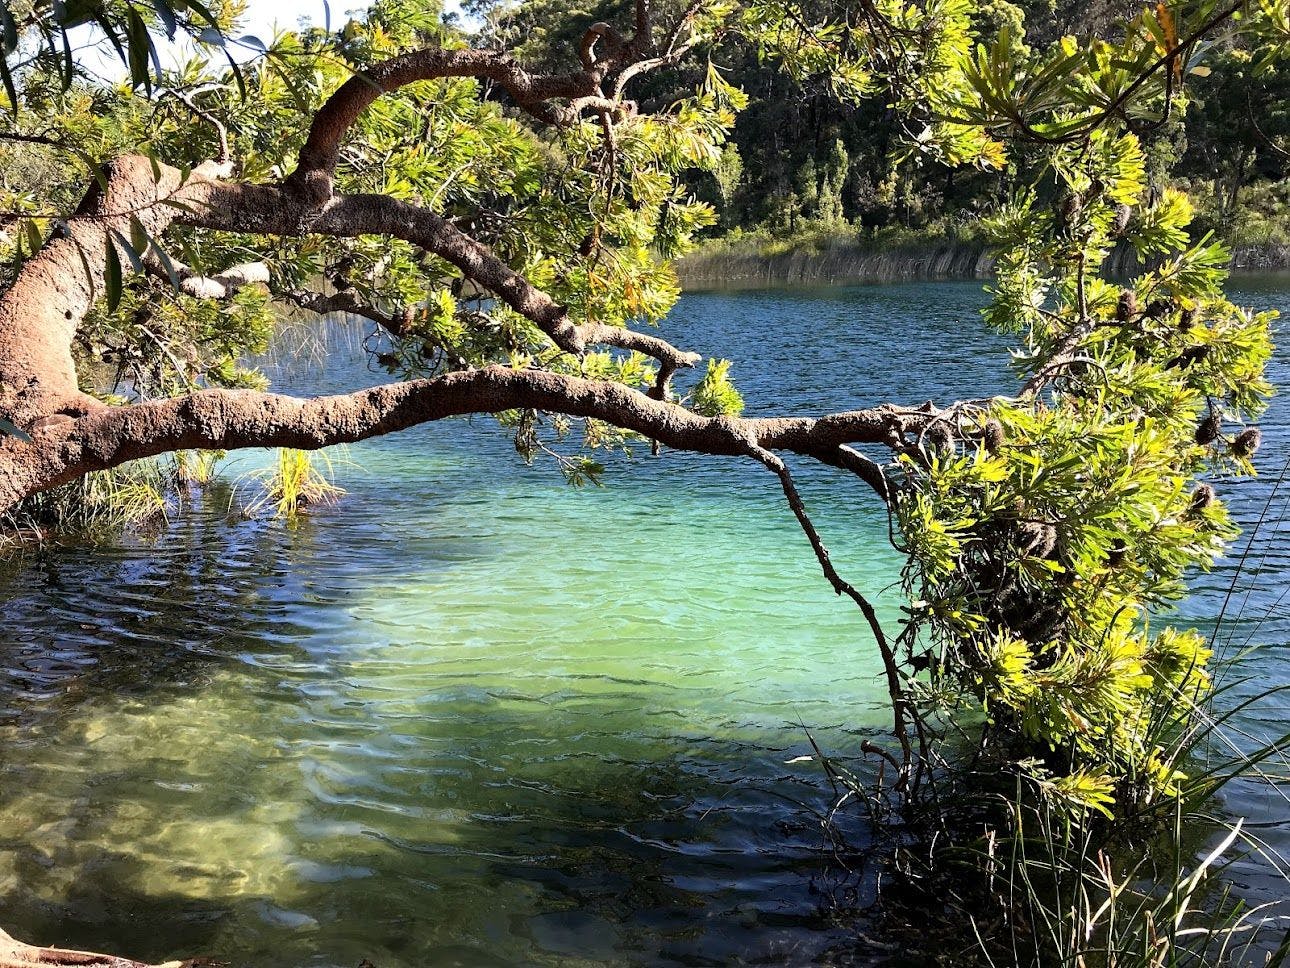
xmin=286 ymin=48 xmax=606 ymax=203
xmin=746 ymin=445 xmax=913 ymax=779
xmin=0 ymin=926 xmax=194 ymax=968
xmin=0 ymin=365 xmax=909 ymax=511
xmin=174 ymin=177 xmax=703 ymax=370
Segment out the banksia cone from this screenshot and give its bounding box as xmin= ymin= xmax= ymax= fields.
xmin=1189 ymin=483 xmax=1216 ymax=516
xmin=1179 ymin=307 xmax=1199 ymax=332
xmin=1166 ymin=345 xmax=1210 ymax=370
xmin=1195 ymin=411 xmax=1222 ymax=445
xmin=1143 ymin=299 xmax=1172 ymax=320
xmin=1232 ymin=428 xmax=1262 ymax=458
xmin=1107 ymin=540 xmax=1127 ymax=568
xmin=925 ymin=425 xmax=954 ymax=452
xmin=983 ymin=418 xmax=1005 ymax=454
xmin=1111 ymin=202 xmax=1132 ymax=236
xmin=1020 ymin=521 xmax=1058 ymax=559
xmin=1059 ymin=193 xmax=1082 ymax=227
xmin=1116 ymin=289 xmax=1138 ymax=322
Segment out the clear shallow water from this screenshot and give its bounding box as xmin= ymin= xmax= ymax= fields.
xmin=0 ymin=280 xmax=1284 ymax=966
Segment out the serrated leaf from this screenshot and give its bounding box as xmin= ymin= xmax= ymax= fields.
xmin=0 ymin=49 xmax=18 ymax=117
xmin=151 ymin=0 xmax=178 ymax=39
xmin=0 ymin=2 xmax=18 ymax=54
xmin=151 ymin=241 xmax=181 ymax=291
xmin=184 ymin=0 xmax=221 ymax=28
xmin=128 ymin=215 xmax=149 ymax=254
xmin=23 ymin=219 xmax=42 ymax=255
xmin=104 ymin=236 xmax=124 ymax=312
xmin=126 ymin=7 xmax=152 ymax=92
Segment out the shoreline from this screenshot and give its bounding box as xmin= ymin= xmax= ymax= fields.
xmin=677 ymin=237 xmax=1290 ymax=290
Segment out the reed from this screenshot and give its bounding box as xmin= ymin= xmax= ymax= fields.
xmin=234 ymin=447 xmax=347 ymax=520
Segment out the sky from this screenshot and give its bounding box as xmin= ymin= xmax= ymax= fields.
xmin=71 ymin=0 xmax=467 ymax=81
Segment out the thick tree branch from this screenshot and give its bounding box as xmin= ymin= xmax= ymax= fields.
xmin=171 ymin=260 xmax=271 ymax=300
xmin=0 ymin=155 xmax=233 ymax=426
xmin=287 ymin=48 xmax=605 ymax=203
xmin=0 ymin=365 xmax=908 ymax=511
xmin=173 ymin=176 xmax=701 ymax=369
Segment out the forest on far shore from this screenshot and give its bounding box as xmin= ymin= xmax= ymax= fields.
xmin=474 ymin=0 xmax=1290 ymax=256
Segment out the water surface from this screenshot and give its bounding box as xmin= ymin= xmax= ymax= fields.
xmin=0 ymin=280 xmax=1284 ymax=966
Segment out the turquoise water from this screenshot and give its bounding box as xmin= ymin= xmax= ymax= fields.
xmin=0 ymin=280 xmax=1284 ymax=966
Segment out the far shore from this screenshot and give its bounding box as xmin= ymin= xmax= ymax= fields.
xmin=677 ymin=236 xmax=1290 ymax=290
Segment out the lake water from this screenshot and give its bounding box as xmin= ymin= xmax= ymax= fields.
xmin=0 ymin=279 xmax=1285 ymax=966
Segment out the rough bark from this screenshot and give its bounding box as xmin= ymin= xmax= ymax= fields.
xmin=0 ymin=157 xmax=233 ymax=428
xmin=0 ymin=139 xmax=926 ymax=513
xmin=0 ymin=364 xmax=910 ymax=510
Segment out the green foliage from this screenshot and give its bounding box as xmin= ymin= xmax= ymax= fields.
xmin=894 ymin=120 xmax=1276 ymax=819
xmin=1 ymin=459 xmax=169 ymax=542
xmin=691 ymin=358 xmax=745 ymax=416
xmin=236 ymin=448 xmax=346 ymax=520
xmin=1 ymin=0 xmax=1287 ymax=960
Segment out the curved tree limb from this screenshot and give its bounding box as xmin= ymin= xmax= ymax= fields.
xmin=286 ymin=48 xmax=607 ymax=204
xmin=0 ymin=364 xmax=911 ymax=510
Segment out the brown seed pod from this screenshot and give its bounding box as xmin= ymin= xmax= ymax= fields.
xmin=1188 ymin=483 xmax=1216 ymax=516
xmin=924 ymin=425 xmax=954 ymax=452
xmin=1020 ymin=521 xmax=1058 ymax=560
xmin=1195 ymin=411 xmax=1222 ymax=446
xmin=1111 ymin=202 xmax=1132 ymax=236
xmin=1166 ymin=345 xmax=1210 ymax=370
xmin=1179 ymin=307 xmax=1199 ymax=332
xmin=1232 ymin=428 xmax=1262 ymax=459
xmin=1143 ymin=299 xmax=1173 ymax=320
xmin=1116 ymin=289 xmax=1138 ymax=322
xmin=983 ymin=419 xmax=1006 ymax=454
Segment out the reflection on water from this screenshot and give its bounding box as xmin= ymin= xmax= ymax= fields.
xmin=0 ymin=280 xmax=1284 ymax=966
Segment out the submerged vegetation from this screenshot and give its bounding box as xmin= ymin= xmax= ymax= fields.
xmin=0 ymin=0 xmax=1287 ymax=964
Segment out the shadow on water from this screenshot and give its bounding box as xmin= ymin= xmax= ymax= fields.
xmin=0 ymin=492 xmax=898 ymax=967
